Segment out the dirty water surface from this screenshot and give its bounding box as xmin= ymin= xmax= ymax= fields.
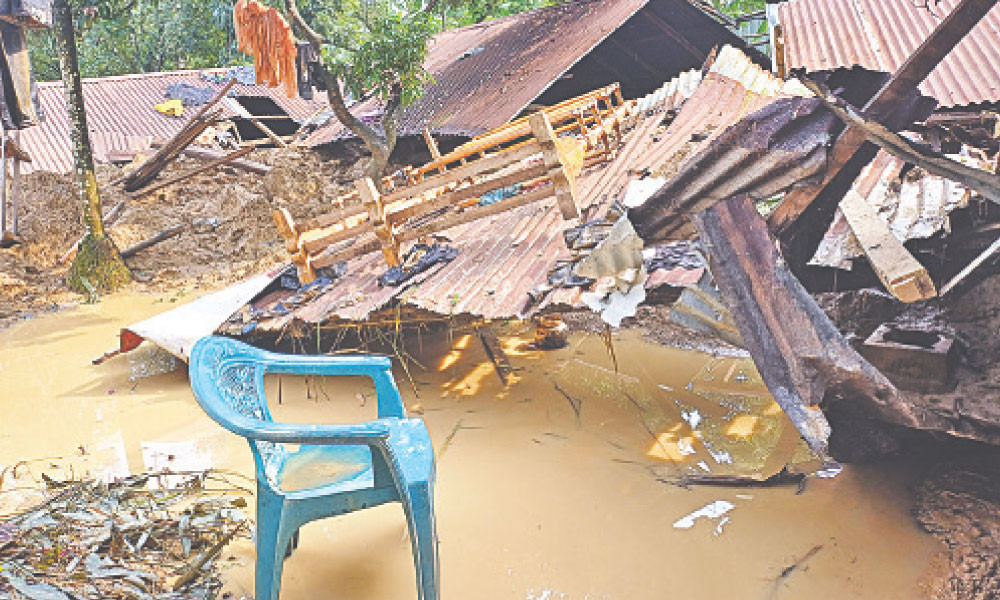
xmin=0 ymin=292 xmax=942 ymax=599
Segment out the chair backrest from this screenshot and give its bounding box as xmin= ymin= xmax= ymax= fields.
xmin=190 ymin=337 xmax=287 ymax=484
xmin=192 ymin=336 xmax=273 ymax=423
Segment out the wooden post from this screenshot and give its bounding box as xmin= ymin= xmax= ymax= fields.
xmin=422 ymin=126 xmax=442 ymax=161
xmin=691 ymin=196 xmax=924 ymax=455
xmin=357 ymin=177 xmax=400 ymax=267
xmin=12 ymin=131 xmax=20 ymax=237
xmin=529 ymin=112 xmax=579 ymax=219
xmin=773 ymin=24 xmax=787 ymax=79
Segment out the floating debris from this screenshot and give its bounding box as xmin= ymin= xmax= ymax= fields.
xmin=673 ymin=500 xmax=735 ymax=530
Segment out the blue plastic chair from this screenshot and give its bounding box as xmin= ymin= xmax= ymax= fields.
xmin=188 ymin=336 xmax=439 ymax=600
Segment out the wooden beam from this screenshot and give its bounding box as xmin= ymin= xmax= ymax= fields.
xmin=223 ymin=97 xmax=288 ymax=148
xmin=692 ymin=196 xmax=922 ymax=455
xmin=839 ymin=189 xmax=936 ymax=302
xmin=388 ymin=163 xmax=548 ymax=227
xmin=129 ymin=146 xmax=254 ymax=198
xmin=803 ymin=78 xmax=1000 ymax=205
xmin=529 ymin=112 xmax=579 ymax=219
xmin=358 ymin=177 xmax=400 ymax=267
xmin=422 ymin=126 xmax=442 ymax=160
xmin=383 ymin=141 xmax=543 ymax=204
xmin=151 ymin=141 xmax=271 ymax=175
xmin=398 ymin=185 xmax=555 ymax=243
xmin=642 ymin=8 xmax=704 ymax=63
xmin=768 ymin=0 xmax=999 ymax=234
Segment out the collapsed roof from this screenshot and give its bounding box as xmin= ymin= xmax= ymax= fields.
xmin=775 ymin=0 xmax=1000 ymax=108
xmin=21 ymin=69 xmax=327 ymax=174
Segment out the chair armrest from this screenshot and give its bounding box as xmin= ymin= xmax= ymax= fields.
xmin=259 ymin=353 xmax=392 ymax=377
xmin=224 ymin=413 xmax=392 ymax=445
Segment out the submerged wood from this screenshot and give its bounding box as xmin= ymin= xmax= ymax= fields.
xmin=691 ymin=196 xmax=921 ymax=455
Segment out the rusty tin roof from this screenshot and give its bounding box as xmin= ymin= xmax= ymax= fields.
xmin=777 ymin=0 xmax=1000 ymax=108
xmin=301 ymin=0 xmax=757 ymax=147
xmin=20 ymin=68 xmax=327 ymax=174
xmin=303 ymin=0 xmax=649 ymax=147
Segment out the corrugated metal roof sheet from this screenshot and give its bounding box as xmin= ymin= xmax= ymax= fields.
xmin=20 ymin=68 xmax=327 ymax=174
xmin=778 ymin=0 xmax=1000 ymax=108
xmin=253 ymin=45 xmax=801 ymax=327
xmin=303 ymin=0 xmax=650 ymax=147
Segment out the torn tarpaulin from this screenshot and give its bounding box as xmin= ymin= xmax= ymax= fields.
xmin=378 ymin=243 xmax=459 ymax=287
xmin=165 ymin=82 xmax=217 ymax=106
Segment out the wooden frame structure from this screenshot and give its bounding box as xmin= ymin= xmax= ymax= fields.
xmin=274 ymin=84 xmax=636 ymax=283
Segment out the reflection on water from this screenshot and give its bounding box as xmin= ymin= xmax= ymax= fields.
xmin=0 ymin=295 xmax=942 ymax=599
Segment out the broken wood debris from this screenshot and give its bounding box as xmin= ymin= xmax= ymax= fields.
xmin=837 ymin=188 xmax=936 ymax=303
xmin=119 ymin=79 xmax=236 ymax=192
xmin=0 ymin=470 xmax=250 ymax=600
xmin=129 ymin=146 xmax=255 ymax=199
xmin=119 ymin=224 xmax=186 ymax=259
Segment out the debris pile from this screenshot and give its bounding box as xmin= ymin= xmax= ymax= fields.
xmin=0 ymin=472 xmax=250 ymax=600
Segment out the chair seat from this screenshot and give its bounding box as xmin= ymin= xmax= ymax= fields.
xmin=277 ymin=445 xmax=374 ymax=493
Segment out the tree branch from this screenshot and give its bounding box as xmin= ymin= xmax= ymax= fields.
xmin=283 ymin=0 xmax=324 ymax=47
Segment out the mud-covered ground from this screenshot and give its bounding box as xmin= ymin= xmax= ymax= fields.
xmin=0 ymin=147 xmax=368 ymax=328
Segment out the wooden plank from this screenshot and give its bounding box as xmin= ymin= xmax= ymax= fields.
xmin=398 ymin=185 xmax=554 ymax=242
xmin=768 ymin=0 xmax=999 ymax=235
xmin=129 ymin=146 xmax=255 ymax=198
xmin=839 ymin=189 xmax=936 ymax=302
xmin=388 ymin=164 xmax=549 ymax=226
xmin=300 ymin=216 xmax=373 ymax=254
xmin=383 ymin=141 xmax=543 ymax=204
xmin=691 ymin=195 xmax=921 ymax=456
xmin=529 ymin=112 xmax=579 ymax=219
xmin=422 ymin=126 xmax=442 ymax=160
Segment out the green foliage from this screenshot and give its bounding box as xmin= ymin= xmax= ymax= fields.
xmin=302 ymin=0 xmax=559 ymax=105
xmin=29 ymin=0 xmax=245 ymax=81
xmin=309 ymin=0 xmax=436 ymax=104
xmin=438 ymin=0 xmax=562 ymax=27
xmin=711 ymin=0 xmax=765 ymax=15
xmin=27 ymin=0 xmax=559 ymax=105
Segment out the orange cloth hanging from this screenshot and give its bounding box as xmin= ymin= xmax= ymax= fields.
xmin=233 ymin=0 xmax=298 ymax=98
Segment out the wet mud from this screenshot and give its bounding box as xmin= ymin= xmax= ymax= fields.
xmin=0 ymin=294 xmax=945 ymax=599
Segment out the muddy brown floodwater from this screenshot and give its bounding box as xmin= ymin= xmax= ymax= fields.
xmin=0 ymin=291 xmax=944 ymax=599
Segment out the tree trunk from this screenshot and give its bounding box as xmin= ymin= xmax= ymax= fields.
xmin=283 ymin=0 xmax=398 ymax=191
xmin=53 ymin=0 xmax=131 ymax=294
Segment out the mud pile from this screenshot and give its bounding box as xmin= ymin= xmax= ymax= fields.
xmin=916 ymin=457 xmax=1000 ymax=600
xmin=0 ymin=148 xmax=365 ymax=325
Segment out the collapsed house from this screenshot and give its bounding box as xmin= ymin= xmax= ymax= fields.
xmin=105 ymin=0 xmax=1000 ymax=461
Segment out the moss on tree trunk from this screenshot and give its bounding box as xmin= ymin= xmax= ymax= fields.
xmin=54 ymin=0 xmax=131 ymax=294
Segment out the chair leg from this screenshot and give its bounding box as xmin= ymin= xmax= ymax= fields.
xmin=403 ymin=482 xmax=440 ymax=600
xmin=255 ymin=486 xmax=296 ymax=600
